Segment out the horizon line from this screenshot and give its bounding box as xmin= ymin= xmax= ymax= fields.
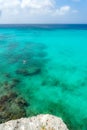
xmin=0 ymin=23 xmax=87 ymax=25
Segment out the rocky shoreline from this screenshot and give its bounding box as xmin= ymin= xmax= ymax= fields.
xmin=0 ymin=114 xmax=68 ymax=130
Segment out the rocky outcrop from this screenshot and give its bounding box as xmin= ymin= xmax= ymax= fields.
xmin=0 ymin=114 xmax=68 ymax=130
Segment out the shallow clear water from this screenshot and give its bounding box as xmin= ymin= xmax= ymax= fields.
xmin=0 ymin=25 xmax=87 ymax=129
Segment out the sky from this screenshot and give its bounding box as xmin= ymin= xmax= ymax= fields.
xmin=0 ymin=0 xmax=87 ymax=24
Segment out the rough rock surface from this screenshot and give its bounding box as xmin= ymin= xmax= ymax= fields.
xmin=0 ymin=114 xmax=68 ymax=130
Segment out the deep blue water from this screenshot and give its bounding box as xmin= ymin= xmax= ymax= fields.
xmin=0 ymin=24 xmax=87 ymax=29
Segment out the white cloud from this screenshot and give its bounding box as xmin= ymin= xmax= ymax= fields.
xmin=0 ymin=0 xmax=78 ymax=23
xmin=21 ymin=0 xmax=54 ymax=9
xmin=0 ymin=0 xmax=20 ymax=9
xmin=0 ymin=0 xmax=71 ymax=16
xmin=20 ymin=0 xmax=55 ymax=15
xmin=54 ymin=6 xmax=71 ymax=15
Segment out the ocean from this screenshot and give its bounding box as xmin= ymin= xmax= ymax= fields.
xmin=0 ymin=24 xmax=87 ymax=130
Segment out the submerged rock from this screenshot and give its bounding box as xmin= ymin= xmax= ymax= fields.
xmin=0 ymin=92 xmax=17 ymax=104
xmin=15 ymin=97 xmax=29 ymax=107
xmin=12 ymin=78 xmax=20 ymax=85
xmin=0 ymin=92 xmax=28 ymax=123
xmin=16 ymin=67 xmax=41 ymax=76
xmin=4 ymin=78 xmax=20 ymax=89
xmin=16 ymin=69 xmax=30 ymax=76
xmin=4 ymin=73 xmax=11 ymax=78
xmin=0 ymin=114 xmax=68 ymax=130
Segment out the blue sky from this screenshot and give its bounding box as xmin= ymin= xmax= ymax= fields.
xmin=0 ymin=0 xmax=87 ymax=23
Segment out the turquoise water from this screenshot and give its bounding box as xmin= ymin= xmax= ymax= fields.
xmin=0 ymin=25 xmax=87 ymax=129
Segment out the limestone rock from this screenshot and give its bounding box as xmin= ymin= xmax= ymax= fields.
xmin=0 ymin=114 xmax=68 ymax=130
